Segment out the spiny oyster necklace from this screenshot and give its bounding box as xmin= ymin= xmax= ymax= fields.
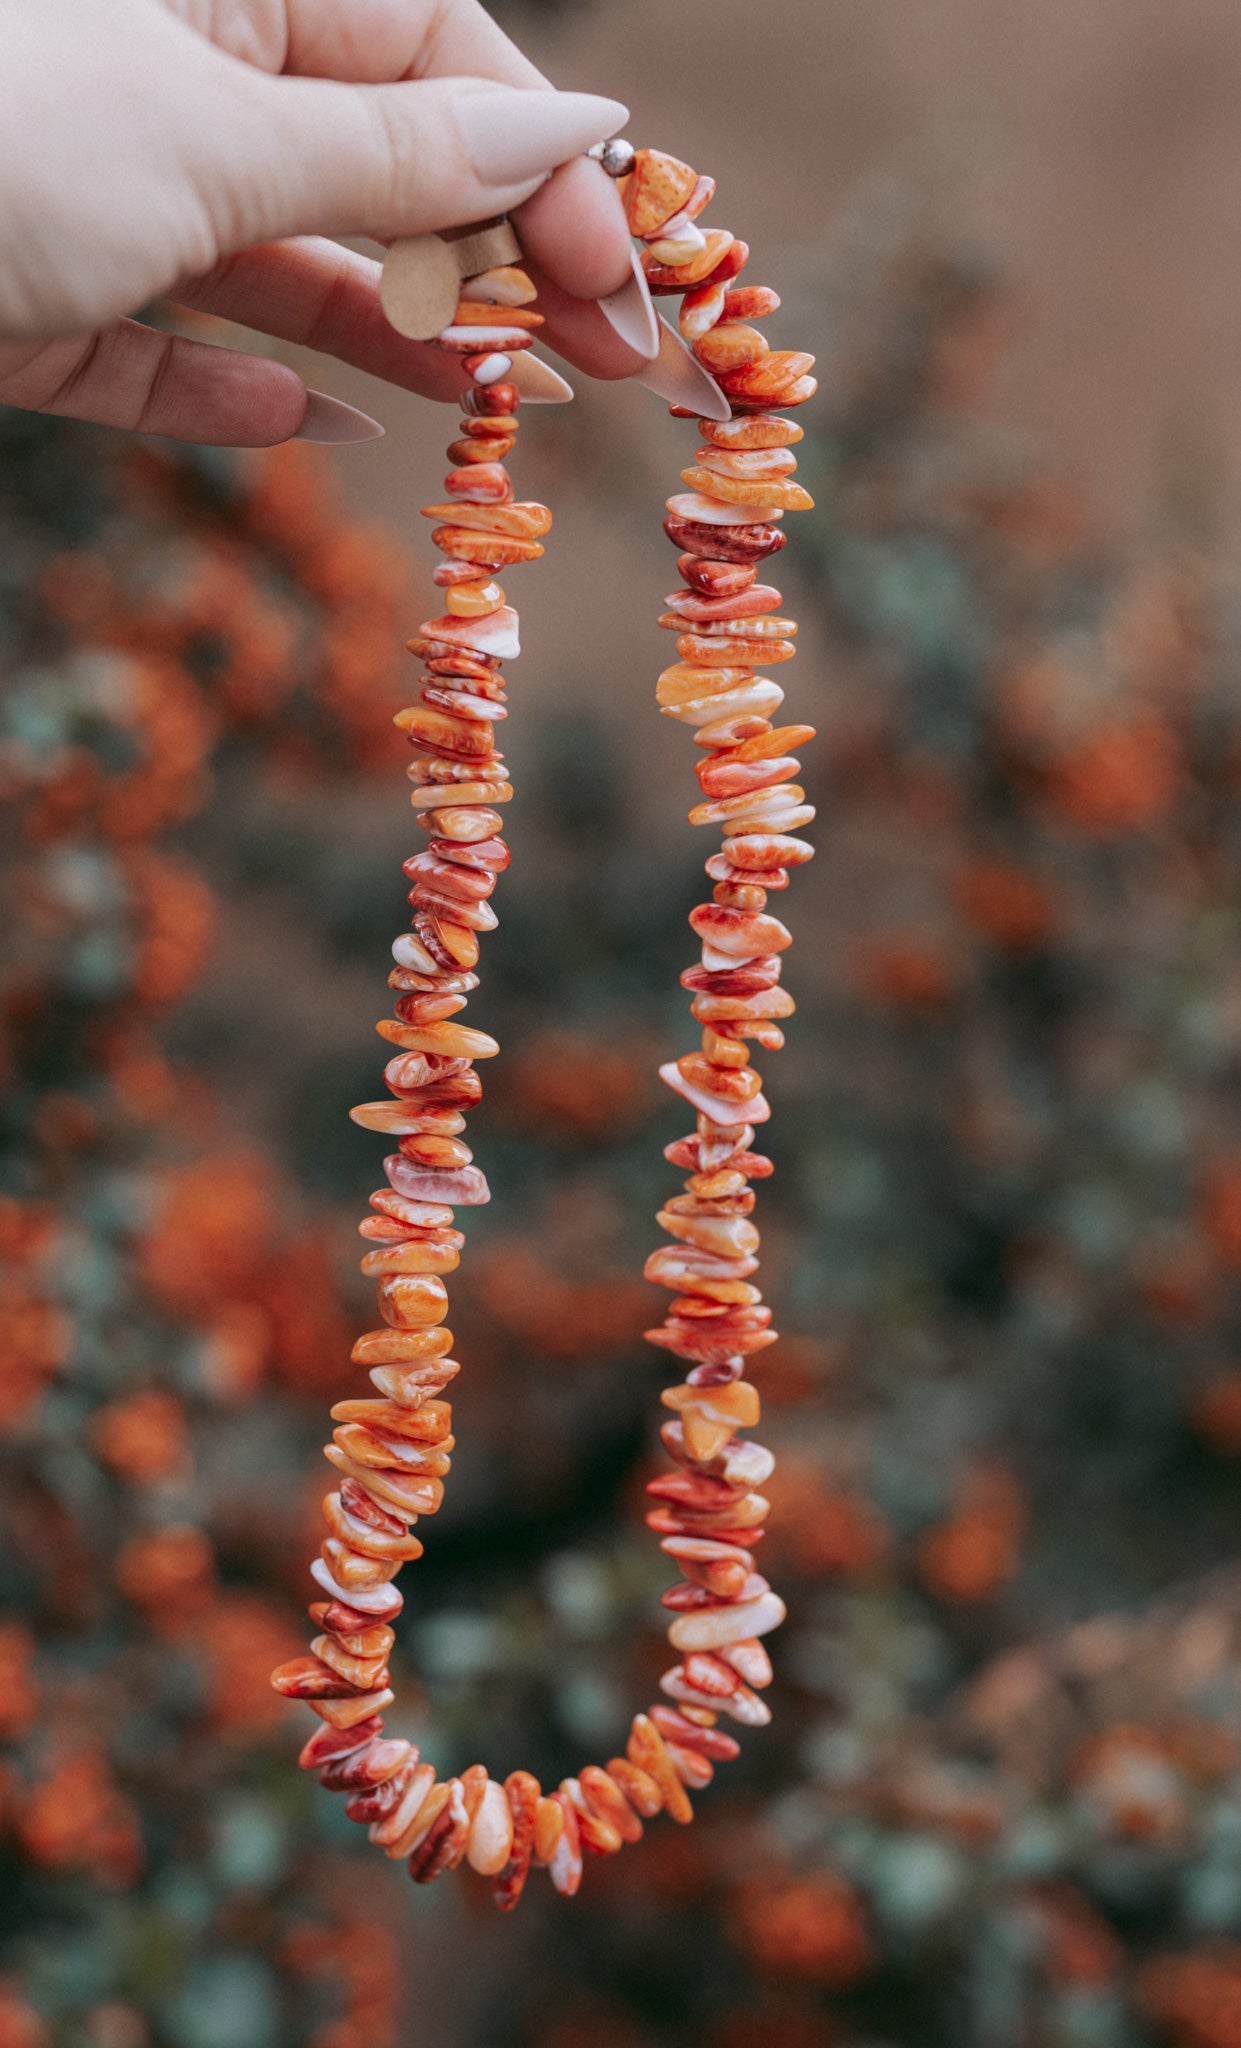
xmin=271 ymin=137 xmax=817 ymax=1904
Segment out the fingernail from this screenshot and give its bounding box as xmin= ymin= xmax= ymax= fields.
xmin=455 ymin=89 xmax=629 ymax=187
xmin=507 ymin=352 xmax=574 ymax=404
xmin=636 ymin=317 xmax=732 ymax=422
xmin=597 ymin=245 xmax=660 ymax=360
xmin=295 ymin=390 xmax=385 ymax=443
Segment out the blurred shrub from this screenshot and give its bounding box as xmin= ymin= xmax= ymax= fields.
xmin=8 ymin=177 xmax=1241 ymax=2048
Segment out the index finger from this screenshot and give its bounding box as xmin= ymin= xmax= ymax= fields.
xmin=275 ymin=0 xmax=548 ymax=88
xmin=514 ymin=154 xmax=633 ymax=306
xmin=276 ymin=0 xmax=633 ymax=301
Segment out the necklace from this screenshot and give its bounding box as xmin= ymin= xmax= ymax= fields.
xmin=270 ymin=138 xmax=817 ymax=1907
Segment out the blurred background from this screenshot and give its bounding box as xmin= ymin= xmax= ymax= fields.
xmin=8 ymin=2 xmax=1241 ymax=2043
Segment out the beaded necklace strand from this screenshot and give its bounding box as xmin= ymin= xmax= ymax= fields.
xmin=270 ymin=140 xmax=818 ymax=1905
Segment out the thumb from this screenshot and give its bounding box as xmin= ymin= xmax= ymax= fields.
xmin=226 ymin=76 xmax=628 ymax=249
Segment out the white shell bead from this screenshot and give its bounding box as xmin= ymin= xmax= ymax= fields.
xmin=667 ymin=1591 xmax=787 ymax=1652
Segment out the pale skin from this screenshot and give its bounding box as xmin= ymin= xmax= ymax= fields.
xmin=0 ymin=0 xmax=643 ymax=442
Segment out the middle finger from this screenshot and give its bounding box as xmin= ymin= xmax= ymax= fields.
xmin=176 ymin=235 xmax=649 ymax=398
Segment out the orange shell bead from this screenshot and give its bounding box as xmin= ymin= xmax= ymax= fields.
xmin=429 ymin=526 xmax=545 ymax=566
xmin=693 ymin=323 xmax=769 ymax=374
xmin=627 ymin=1715 xmax=693 ymax=1825
xmin=445 ymin=580 xmax=506 ymax=617
xmin=698 ymin=413 xmax=804 ymax=450
xmin=622 ymin=149 xmax=698 ymax=237
xmin=679 ymin=469 xmax=814 ymax=513
xmin=420 ymin=501 xmax=551 ymax=540
xmin=605 ymin=1756 xmax=664 ymax=1819
xmin=643 ymin=229 xmax=736 ymax=290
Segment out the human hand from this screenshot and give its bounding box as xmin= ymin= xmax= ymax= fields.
xmin=0 ymin=0 xmax=662 ymax=444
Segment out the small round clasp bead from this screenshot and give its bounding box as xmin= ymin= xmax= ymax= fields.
xmin=587 ymin=136 xmax=637 ymax=178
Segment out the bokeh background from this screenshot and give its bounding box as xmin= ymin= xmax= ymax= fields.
xmin=8 ymin=2 xmax=1241 ymax=2044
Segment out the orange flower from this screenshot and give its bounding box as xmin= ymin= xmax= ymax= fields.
xmin=0 ymin=1980 xmax=51 ymax=2048
xmin=0 ymin=1199 xmax=55 ymax=1264
xmin=855 ymin=935 xmax=958 ymax=1011
xmin=984 ymin=478 xmax=1089 ymax=568
xmin=1073 ymin=1725 xmax=1185 ymax=1842
xmin=300 ymin=524 xmax=409 ymax=613
xmin=1033 ymin=1887 xmax=1123 ymax=1990
xmin=771 ymin=1458 xmax=890 ymax=1577
xmin=285 ymin=1904 xmax=402 ymax=2048
xmin=756 ymin=1335 xmax=838 ymax=1406
xmin=101 ymin=662 xmax=215 ymax=845
xmin=295 ymin=1911 xmax=406 ymax=2048
xmin=1201 ymin=1163 xmax=1241 ymax=1267
xmin=925 ymin=281 xmax=1013 ymax=411
xmin=796 ymin=1493 xmax=890 ymax=1577
xmin=1167 ymin=1717 xmax=1241 ymax=1785
xmin=18 ymin=1752 xmax=143 ymax=1888
xmin=733 ymin=1872 xmax=872 ymax=1985
xmin=244 ymin=443 xmax=337 ymax=558
xmin=1141 ymin=1944 xmax=1241 ymax=2047
xmin=918 ymin=1466 xmax=1024 ymax=1603
xmin=198 ymin=1302 xmax=271 ymax=1402
xmin=264 ymin=1228 xmax=354 ymax=1398
xmin=997 ymin=652 xmax=1078 ymax=750
xmin=321 ymin=622 xmax=407 ymax=769
xmin=312 ymin=2026 xmax=384 ymax=2048
xmin=198 ymin=1591 xmax=302 ymax=1737
xmin=885 ymin=1756 xmax=1007 ymax=1845
xmin=115 ymin=1525 xmax=215 ymax=1631
xmin=500 ymin=1031 xmax=653 ymax=1140
xmin=23 ymin=759 xmax=96 ymax=846
xmin=470 ymin=1243 xmax=649 ymax=1361
xmin=102 ymin=1035 xmax=182 ymax=1124
xmin=617 ymin=1820 xmax=712 ymax=1904
xmin=954 ymin=860 xmax=1056 ymax=951
xmin=1134 ymin=1230 xmax=1220 ymax=1328
xmin=137 ymin=1152 xmax=277 ymax=1319
xmin=0 ymin=1627 xmax=39 ymax=1743
xmin=1043 ymin=717 xmax=1183 ymax=835
xmin=92 ymin=1391 xmax=189 ymax=1485
xmin=122 ymin=851 xmax=216 ymax=1008
xmin=0 ymin=1285 xmax=72 ymax=1428
xmin=148 ymin=545 xmax=300 ymax=725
